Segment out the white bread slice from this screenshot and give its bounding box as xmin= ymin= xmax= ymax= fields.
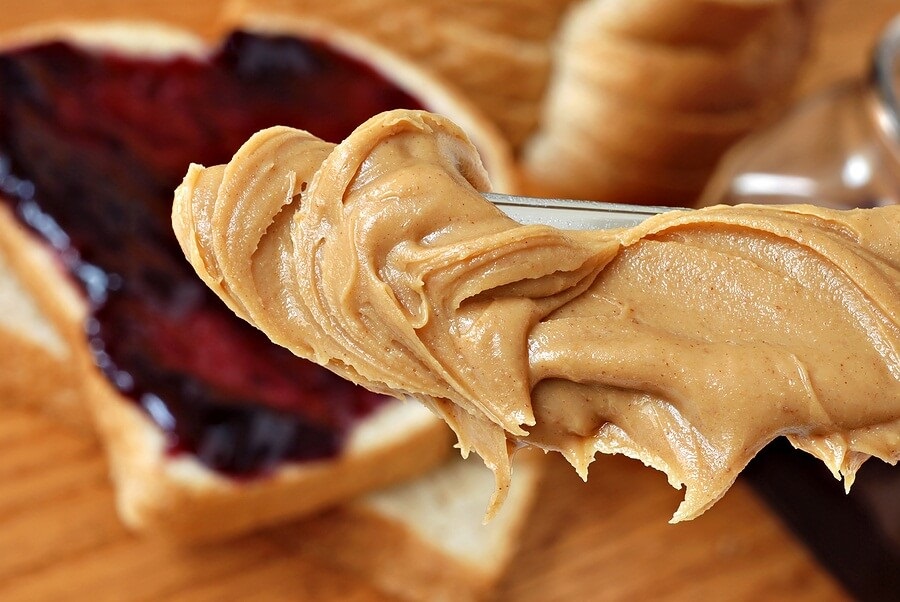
xmin=0 ymin=19 xmax=517 ymax=541
xmin=302 ymin=449 xmax=545 ymax=602
xmin=0 ymin=202 xmax=541 ymax=593
xmin=86 ymin=372 xmax=453 ymax=541
xmin=521 ymin=0 xmax=819 ymax=204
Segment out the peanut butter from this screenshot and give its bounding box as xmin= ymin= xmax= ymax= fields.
xmin=173 ymin=110 xmax=900 ymax=521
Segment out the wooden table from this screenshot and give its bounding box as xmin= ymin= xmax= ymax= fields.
xmin=0 ymin=1 xmax=897 ymax=600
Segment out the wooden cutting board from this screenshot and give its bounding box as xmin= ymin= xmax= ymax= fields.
xmin=0 ymin=1 xmax=896 ymax=599
xmin=0 ymin=408 xmax=845 ymax=601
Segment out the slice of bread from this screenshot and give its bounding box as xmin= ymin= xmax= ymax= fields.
xmin=521 ymin=0 xmax=819 ymax=204
xmin=304 ymin=449 xmax=545 ymax=602
xmin=0 ymin=19 xmax=519 ymax=542
xmin=0 ymin=192 xmax=544 ymax=593
xmin=0 ymin=203 xmax=90 ymax=430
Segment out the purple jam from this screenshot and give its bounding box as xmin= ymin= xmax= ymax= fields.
xmin=0 ymin=31 xmax=424 ymax=476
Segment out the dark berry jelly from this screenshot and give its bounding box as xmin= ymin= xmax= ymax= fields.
xmin=0 ymin=31 xmax=424 ymax=477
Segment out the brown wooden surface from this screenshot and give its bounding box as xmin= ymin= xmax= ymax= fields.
xmin=1 ymin=1 xmax=897 ymax=600
xmin=0 ymin=408 xmax=846 ymax=602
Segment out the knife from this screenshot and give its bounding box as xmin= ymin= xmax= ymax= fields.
xmin=483 ymin=192 xmax=679 ymax=229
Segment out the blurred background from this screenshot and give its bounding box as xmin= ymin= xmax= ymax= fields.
xmin=0 ymin=1 xmax=897 ymax=600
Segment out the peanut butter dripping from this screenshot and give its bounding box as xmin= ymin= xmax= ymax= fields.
xmin=175 ymin=110 xmax=900 ymax=522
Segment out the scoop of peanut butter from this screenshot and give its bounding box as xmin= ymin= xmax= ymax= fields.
xmin=173 ymin=109 xmax=900 ymax=522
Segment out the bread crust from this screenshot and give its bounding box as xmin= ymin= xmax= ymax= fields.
xmin=86 ymin=367 xmax=453 ymax=540
xmin=0 ymin=203 xmax=90 ymax=429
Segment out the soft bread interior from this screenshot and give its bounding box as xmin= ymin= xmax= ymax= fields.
xmin=303 ymin=450 xmax=546 ymax=602
xmin=0 ymin=245 xmax=67 ymax=357
xmin=363 ymin=449 xmax=543 ymax=571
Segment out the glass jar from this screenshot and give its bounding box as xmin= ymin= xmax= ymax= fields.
xmin=702 ymin=15 xmax=900 ymax=597
xmin=698 ymin=15 xmax=900 ymax=209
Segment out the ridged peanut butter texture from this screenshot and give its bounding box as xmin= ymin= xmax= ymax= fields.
xmin=174 ymin=110 xmax=900 ymax=522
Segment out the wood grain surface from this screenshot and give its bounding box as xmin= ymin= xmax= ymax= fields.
xmin=1 ymin=1 xmax=897 ymax=600
xmin=0 ymin=408 xmax=845 ymax=602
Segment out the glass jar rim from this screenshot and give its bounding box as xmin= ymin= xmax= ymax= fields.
xmin=872 ymin=14 xmax=900 ymax=141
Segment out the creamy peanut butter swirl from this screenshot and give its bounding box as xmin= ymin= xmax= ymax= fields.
xmin=174 ymin=110 xmax=900 ymax=522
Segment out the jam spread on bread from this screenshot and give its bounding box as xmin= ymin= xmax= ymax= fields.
xmin=0 ymin=31 xmax=423 ymax=476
